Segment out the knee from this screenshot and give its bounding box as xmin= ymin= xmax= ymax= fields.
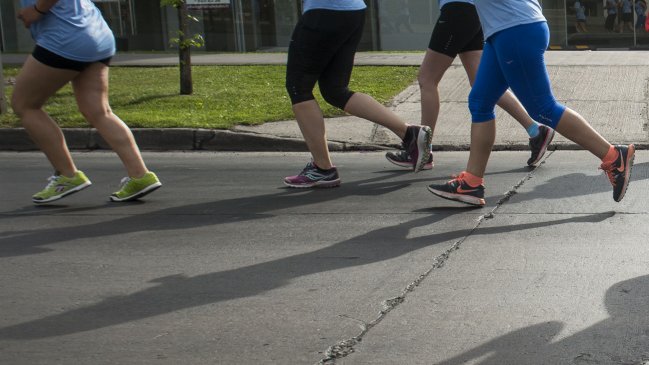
xmin=319 ymin=84 xmax=354 ymax=110
xmin=524 ymin=100 xmax=565 ymax=129
xmin=78 ymin=103 xmax=112 ymax=124
xmin=468 ymin=91 xmax=496 ymax=122
xmin=11 ymin=95 xmax=25 ymax=119
xmin=285 ymin=72 xmax=317 ymax=105
xmin=285 ymin=81 xmax=315 ymax=105
xmin=417 ymin=68 xmax=439 ymax=91
xmin=11 ymin=93 xmax=35 ymax=119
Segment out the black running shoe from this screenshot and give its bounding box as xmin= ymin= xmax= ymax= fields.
xmin=527 ymin=125 xmax=555 ymax=166
xmin=600 ymin=144 xmax=635 ymax=202
xmin=385 ymin=149 xmax=434 ymax=170
xmin=427 ymin=172 xmax=486 ymax=206
xmin=402 ymin=125 xmax=433 ymax=173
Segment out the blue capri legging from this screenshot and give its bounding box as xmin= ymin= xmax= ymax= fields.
xmin=468 ymin=21 xmax=566 ymax=129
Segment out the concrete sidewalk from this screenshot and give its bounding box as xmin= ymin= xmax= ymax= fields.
xmin=1 ymin=51 xmax=647 ymax=152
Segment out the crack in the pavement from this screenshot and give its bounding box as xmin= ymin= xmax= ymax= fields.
xmin=316 ymin=151 xmax=554 ymax=364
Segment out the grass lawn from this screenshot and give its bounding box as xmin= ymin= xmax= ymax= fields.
xmin=0 ymin=65 xmax=418 ymax=129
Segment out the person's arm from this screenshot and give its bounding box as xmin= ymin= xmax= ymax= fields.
xmin=34 ymin=0 xmax=59 ymax=13
xmin=17 ymin=0 xmax=59 ymax=28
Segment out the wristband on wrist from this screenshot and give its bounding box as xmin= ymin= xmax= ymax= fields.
xmin=34 ymin=4 xmax=47 ymax=15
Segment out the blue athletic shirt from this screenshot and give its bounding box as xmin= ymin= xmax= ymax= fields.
xmin=438 ymin=0 xmax=474 ymax=9
xmin=622 ymin=0 xmax=632 ymax=14
xmin=303 ymin=0 xmax=366 ymax=13
xmin=606 ymin=0 xmax=617 ymax=15
xmin=20 ymin=0 xmax=115 ymax=62
xmin=473 ymin=0 xmax=546 ymax=39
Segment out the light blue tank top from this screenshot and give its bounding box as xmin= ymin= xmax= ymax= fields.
xmin=606 ymin=0 xmax=617 ymax=15
xmin=622 ymin=0 xmax=632 ymax=14
xmin=474 ymin=0 xmax=546 ymax=39
xmin=20 ymin=0 xmax=115 ymax=62
xmin=439 ymin=0 xmax=474 ymax=10
xmin=303 ymin=0 xmax=366 ymax=13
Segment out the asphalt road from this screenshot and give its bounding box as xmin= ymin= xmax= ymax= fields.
xmin=1 ymin=151 xmax=649 ymax=365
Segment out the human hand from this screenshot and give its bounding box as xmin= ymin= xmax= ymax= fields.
xmin=17 ymin=5 xmax=43 ymax=28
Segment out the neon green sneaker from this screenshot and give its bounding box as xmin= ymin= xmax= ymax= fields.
xmin=32 ymin=171 xmax=92 ymax=204
xmin=110 ymin=171 xmax=162 ymax=202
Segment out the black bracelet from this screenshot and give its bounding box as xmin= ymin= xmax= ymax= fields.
xmin=34 ymin=4 xmax=47 ymax=15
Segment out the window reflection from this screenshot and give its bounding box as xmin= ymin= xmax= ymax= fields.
xmin=3 ymin=0 xmax=649 ymax=52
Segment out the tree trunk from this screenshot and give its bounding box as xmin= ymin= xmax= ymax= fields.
xmin=178 ymin=2 xmax=193 ymax=95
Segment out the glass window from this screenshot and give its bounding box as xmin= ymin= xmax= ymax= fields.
xmin=241 ymin=0 xmax=299 ymax=51
xmin=1 ymin=0 xmax=34 ymax=52
xmin=193 ymin=6 xmax=236 ymax=52
xmin=377 ymin=0 xmax=437 ymax=50
xmin=93 ymin=0 xmax=134 ymax=37
xmin=560 ymin=0 xmax=640 ymax=49
xmin=6 ymin=0 xmax=649 ymax=53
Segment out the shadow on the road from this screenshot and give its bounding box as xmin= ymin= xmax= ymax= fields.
xmin=0 ymin=211 xmax=613 ymax=339
xmin=1 ymin=201 xmax=135 ymax=217
xmin=512 ymin=162 xmax=649 ymax=202
xmin=383 ymin=166 xmax=531 ymax=176
xmin=0 ymin=170 xmax=434 ymax=257
xmin=434 ymin=274 xmax=649 ymax=365
xmin=2 ymin=161 xmax=640 ymax=256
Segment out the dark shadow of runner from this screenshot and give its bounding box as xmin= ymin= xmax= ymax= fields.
xmin=0 ymin=211 xmax=613 ymax=339
xmin=435 ymin=274 xmax=649 ymax=365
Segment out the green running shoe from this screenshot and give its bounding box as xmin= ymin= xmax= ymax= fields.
xmin=110 ymin=171 xmax=162 ymax=202
xmin=32 ymin=171 xmax=92 ymax=204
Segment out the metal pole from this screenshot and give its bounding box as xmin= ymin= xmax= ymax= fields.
xmin=117 ymin=0 xmax=123 ymax=36
xmin=374 ymin=0 xmax=381 ymax=51
xmin=0 ymin=4 xmax=6 ymax=54
xmin=233 ymin=0 xmax=245 ymax=51
xmin=0 ymin=52 xmax=7 ymax=114
xmin=563 ymin=0 xmax=569 ymax=48
xmin=129 ymin=0 xmax=136 ymax=34
xmin=634 ymin=0 xmax=637 ymax=47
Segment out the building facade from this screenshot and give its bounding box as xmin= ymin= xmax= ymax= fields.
xmin=1 ymin=0 xmax=648 ymax=53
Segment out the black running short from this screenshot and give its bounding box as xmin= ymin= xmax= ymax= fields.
xmin=622 ymin=12 xmax=633 ymax=22
xmin=428 ymin=2 xmax=484 ymax=58
xmin=32 ymin=45 xmax=111 ymax=72
xmin=285 ymin=8 xmax=365 ymax=106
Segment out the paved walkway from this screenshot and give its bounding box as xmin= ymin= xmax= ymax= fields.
xmin=1 ymin=51 xmax=648 ymax=151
